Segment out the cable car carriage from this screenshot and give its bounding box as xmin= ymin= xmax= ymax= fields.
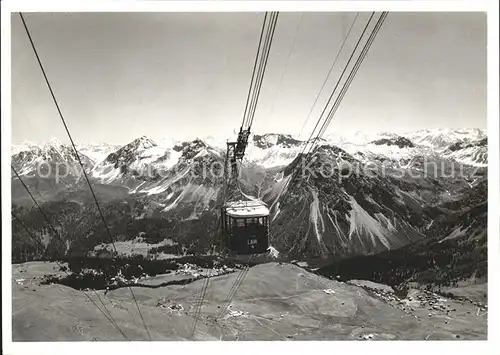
xmin=221 ymin=199 xmax=270 ymax=255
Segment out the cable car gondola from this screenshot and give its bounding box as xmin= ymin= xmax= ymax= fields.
xmin=217 ymin=12 xmax=279 ymax=256
xmin=221 ymin=200 xmax=270 ymax=255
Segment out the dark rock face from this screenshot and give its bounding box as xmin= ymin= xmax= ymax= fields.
xmin=371 ymin=137 xmax=415 ymax=148
xmin=447 ymin=137 xmax=487 ymax=152
xmin=172 ymin=139 xmax=208 ymax=159
xmin=104 ymin=136 xmax=157 ymax=169
xmin=268 ymin=145 xmax=430 ymax=259
xmin=316 ymin=178 xmax=487 ymax=289
xmin=12 ymin=143 xmax=95 ymax=177
xmin=253 ymin=133 xmax=303 ymax=149
xmin=11 ymin=131 xmax=488 ymax=269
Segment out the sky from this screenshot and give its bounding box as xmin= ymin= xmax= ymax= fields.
xmin=11 ymin=11 xmax=487 ymax=145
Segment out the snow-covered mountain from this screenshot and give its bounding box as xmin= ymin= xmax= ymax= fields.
xmin=263 ymin=144 xmax=433 ymax=257
xmin=91 ymin=136 xmax=181 ymax=184
xmin=12 ymin=138 xmax=94 ymax=177
xmin=10 ymin=128 xmax=488 ymax=260
xmin=76 ymin=143 xmax=120 ymax=165
xmin=245 ymin=133 xmax=305 ymax=168
xmin=403 ymin=128 xmax=486 ymax=149
xmin=441 ymin=137 xmax=488 ymax=167
xmin=11 ymin=140 xmax=42 ymax=156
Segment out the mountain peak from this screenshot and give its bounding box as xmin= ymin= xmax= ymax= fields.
xmin=44 ymin=137 xmax=66 ymax=149
xmin=129 ymin=136 xmax=157 ymax=150
xmin=371 ymin=136 xmax=415 ymax=149
xmin=253 ymin=133 xmax=303 ymax=149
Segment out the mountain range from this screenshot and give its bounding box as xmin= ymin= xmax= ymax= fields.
xmin=11 ymin=128 xmax=487 ymax=268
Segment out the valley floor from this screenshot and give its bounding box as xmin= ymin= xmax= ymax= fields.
xmin=12 ymin=261 xmax=487 ymax=341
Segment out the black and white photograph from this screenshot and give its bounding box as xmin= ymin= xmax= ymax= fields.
xmin=2 ymin=1 xmax=499 ymax=353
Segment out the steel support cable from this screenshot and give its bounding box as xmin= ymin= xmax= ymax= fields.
xmin=243 ymin=12 xmax=277 ymax=132
xmin=216 ymin=255 xmax=255 ymax=321
xmin=315 ymin=12 xmax=388 ymax=145
xmin=299 ymin=12 xmax=375 ymax=160
xmin=19 ymin=12 xmax=152 ymax=341
xmin=245 ymin=13 xmax=276 ymax=130
xmin=285 ymin=12 xmax=376 ymax=194
xmin=284 ymin=12 xmax=387 ymax=214
xmin=273 ymin=13 xmax=388 ymax=239
xmin=195 ymin=258 xmax=250 ymax=336
xmin=192 ymin=12 xmax=278 ymax=339
xmin=12 ymin=167 xmax=65 ymax=244
xmin=192 ymin=256 xmax=253 ymax=339
xmin=216 ymin=268 xmax=246 ymax=319
xmin=190 ymin=268 xmax=213 ymax=338
xmin=244 ymin=14 xmax=274 ymax=130
xmin=192 ymin=14 xmax=278 ymax=338
xmin=268 ymin=13 xmax=304 ymax=120
xmin=11 ymin=167 xmax=117 ymax=324
xmin=213 ymin=257 xmax=251 ymax=322
xmin=288 ymin=13 xmax=374 ymax=188
xmin=11 ymin=213 xmax=129 ymax=339
xmin=298 ymin=12 xmax=387 ymax=175
xmin=247 ymin=13 xmax=279 ymax=129
xmin=298 ymin=13 xmax=360 ymax=140
xmin=190 ymin=216 xmax=223 ymax=339
xmin=241 ymin=12 xmax=269 ymax=130
xmin=244 ymin=12 xmax=277 ymax=130
xmin=216 ymin=265 xmax=250 ymax=321
xmin=10 ymin=171 xmax=128 ymax=340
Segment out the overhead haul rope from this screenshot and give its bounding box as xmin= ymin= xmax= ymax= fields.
xmin=211 ymin=11 xmax=279 ymax=329
xmin=246 ymin=12 xmax=279 ymax=130
xmin=11 ymin=168 xmax=128 ymax=340
xmin=299 ymin=12 xmax=375 ymax=163
xmin=273 ymin=11 xmax=388 ymax=244
xmin=215 ymin=255 xmax=255 ymax=322
xmin=19 ymin=13 xmax=152 ymax=341
xmin=315 ymin=12 xmax=389 ymax=141
xmin=282 ymin=12 xmax=376 ymax=199
xmin=268 ymin=13 xmax=304 ymax=120
xmin=298 ymin=12 xmax=360 ymax=140
xmin=298 ymin=12 xmax=388 ymax=170
xmin=240 ymin=13 xmax=269 ymax=131
xmin=190 ymin=12 xmax=279 ymax=339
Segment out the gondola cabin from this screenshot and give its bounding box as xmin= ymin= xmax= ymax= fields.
xmin=221 ymin=200 xmax=270 ymax=255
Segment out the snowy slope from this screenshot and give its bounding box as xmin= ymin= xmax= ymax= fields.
xmin=404 ymin=128 xmax=486 ymax=149
xmin=441 ymin=138 xmax=488 ymax=167
xmin=11 ymin=138 xmax=95 ymax=177
xmin=244 ymin=133 xmax=305 ymax=168
xmin=266 ymin=145 xmax=428 ymax=257
xmin=76 ymin=143 xmax=120 ymax=165
xmin=91 ymin=136 xmax=182 ymax=183
xmin=10 ymin=128 xmax=488 ymax=260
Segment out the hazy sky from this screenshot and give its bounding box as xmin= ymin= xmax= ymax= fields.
xmin=11 ymin=11 xmax=487 ymax=145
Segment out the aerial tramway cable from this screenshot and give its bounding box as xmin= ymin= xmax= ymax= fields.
xmin=11 ymin=167 xmax=129 ymax=340
xmin=315 ymin=12 xmax=389 ymax=142
xmin=246 ymin=12 xmax=279 ymax=130
xmin=284 ymin=12 xmax=376 ymax=196
xmin=301 ymin=12 xmax=388 ymax=162
xmin=213 ymin=14 xmax=389 ymax=334
xmin=212 ymin=11 xmax=278 ymax=320
xmin=19 ymin=12 xmax=152 ymax=341
xmin=268 ymin=13 xmax=303 ymax=120
xmin=298 ymin=12 xmax=360 ymax=140
xmin=190 ymin=12 xmax=279 ymax=339
xmin=280 ymin=12 xmax=388 ymax=212
xmin=240 ymin=13 xmax=269 ymax=131
xmin=299 ymin=12 xmax=375 ymax=159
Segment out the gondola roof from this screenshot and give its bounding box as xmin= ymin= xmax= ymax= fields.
xmin=224 ymin=200 xmax=270 ymax=218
